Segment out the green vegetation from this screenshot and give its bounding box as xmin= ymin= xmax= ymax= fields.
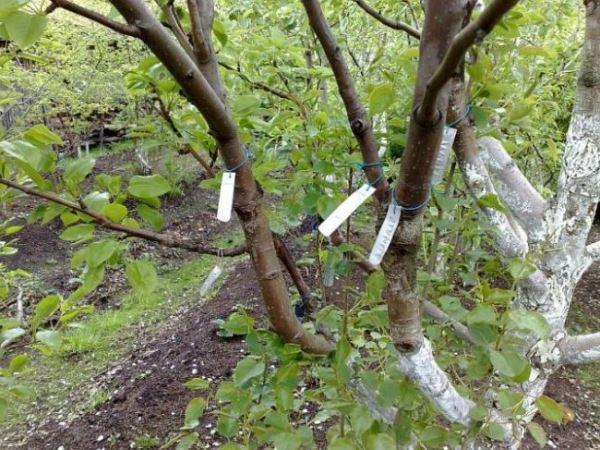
xmin=0 ymin=254 xmax=227 ymax=433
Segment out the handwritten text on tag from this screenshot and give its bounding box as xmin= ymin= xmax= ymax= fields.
xmin=368 ymin=202 xmax=402 ymax=266
xmin=217 ymin=172 xmax=236 ymax=222
xmin=318 ymin=184 xmax=376 ymax=237
xmin=431 ymin=126 xmax=457 ymax=185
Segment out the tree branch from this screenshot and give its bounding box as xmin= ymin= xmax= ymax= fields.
xmin=419 ymin=0 xmax=520 ymax=120
xmin=219 ymin=61 xmax=308 ymax=117
xmin=478 ymin=136 xmax=547 ymax=237
xmin=586 ymin=241 xmax=600 ymax=262
xmin=0 ymin=177 xmax=245 ymax=256
xmin=161 ymin=4 xmax=197 ymax=63
xmin=49 ymin=0 xmax=142 ymax=38
xmin=394 ymin=339 xmax=474 ymax=425
xmin=559 ymin=332 xmax=600 ymax=365
xmin=300 ymin=0 xmax=389 ymax=201
xmin=352 ymin=0 xmax=421 ymax=39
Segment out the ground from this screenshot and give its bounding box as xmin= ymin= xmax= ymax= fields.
xmin=0 ymin=148 xmax=599 ymax=449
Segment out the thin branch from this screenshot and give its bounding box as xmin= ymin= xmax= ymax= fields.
xmin=419 ymin=0 xmax=520 ymax=120
xmin=300 ymin=0 xmax=389 ymax=201
xmin=330 ymin=230 xmax=476 ymax=344
xmin=151 ymin=89 xmax=216 ymax=177
xmin=559 ymin=332 xmax=600 ymax=365
xmin=0 ymin=178 xmax=245 ymax=256
xmin=219 ymin=61 xmax=309 ymax=117
xmin=48 ymin=0 xmax=142 ymax=38
xmin=352 ymin=0 xmax=420 ymax=39
xmin=423 ymin=301 xmax=475 ymax=345
xmin=161 ymin=4 xmax=197 ymax=63
xmin=187 ymin=0 xmax=211 ymax=63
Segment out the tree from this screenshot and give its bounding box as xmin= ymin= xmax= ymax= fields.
xmin=0 ymin=0 xmax=598 ymax=447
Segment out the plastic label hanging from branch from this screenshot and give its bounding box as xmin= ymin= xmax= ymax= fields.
xmin=318 ymin=164 xmax=383 ymax=237
xmin=431 ymin=126 xmax=457 ymax=185
xmin=217 ymin=149 xmax=251 ymax=222
xmin=368 ymin=192 xmax=402 ymax=266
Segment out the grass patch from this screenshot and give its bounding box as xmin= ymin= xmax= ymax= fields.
xmin=0 ymin=254 xmax=231 ymax=439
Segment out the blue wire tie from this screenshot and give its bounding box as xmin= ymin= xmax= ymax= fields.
xmin=447 ymin=104 xmax=472 ymax=128
xmin=225 ymin=147 xmax=253 ymax=172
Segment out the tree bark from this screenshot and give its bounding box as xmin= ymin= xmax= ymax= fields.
xmin=108 ymin=0 xmax=333 ymax=354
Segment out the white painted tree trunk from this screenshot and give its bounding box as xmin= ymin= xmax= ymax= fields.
xmin=380 ymin=2 xmax=600 ymax=448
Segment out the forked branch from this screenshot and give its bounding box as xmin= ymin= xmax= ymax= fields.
xmin=419 ymin=0 xmax=520 ymax=120
xmin=351 ymin=0 xmax=421 ymax=38
xmin=48 ymin=0 xmax=142 ymax=37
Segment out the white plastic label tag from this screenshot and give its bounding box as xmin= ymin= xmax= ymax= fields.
xmin=368 ymin=202 xmax=402 ymax=266
xmin=318 ymin=183 xmax=376 ymax=237
xmin=217 ymin=172 xmax=236 ymax=222
xmin=431 ymin=126 xmax=457 ymax=185
xmin=200 ymin=265 xmax=223 ymax=296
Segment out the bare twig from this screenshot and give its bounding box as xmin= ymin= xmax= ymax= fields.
xmin=48 ymin=0 xmax=142 ymax=37
xmin=352 ymin=0 xmax=420 ymax=38
xmin=0 ymin=178 xmax=245 ymax=256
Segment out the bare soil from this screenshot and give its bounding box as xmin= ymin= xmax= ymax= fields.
xmin=1 ymin=151 xmax=599 ymax=449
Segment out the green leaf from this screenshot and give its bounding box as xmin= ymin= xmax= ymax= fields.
xmin=35 ymin=329 xmax=61 ymax=349
xmin=82 ymin=191 xmax=110 ymax=212
xmin=234 ymin=94 xmax=261 ymax=116
xmin=485 ymin=423 xmax=506 ymax=441
xmin=233 ymin=357 xmax=265 ymax=388
xmin=216 ymin=311 xmax=254 ymax=337
xmin=137 ymin=204 xmax=164 ymax=230
xmin=8 ymin=354 xmax=28 ymax=373
xmin=365 ymin=270 xmax=386 ymax=301
xmin=466 ymin=304 xmax=497 ymax=325
xmin=329 ymin=438 xmax=358 ymax=450
xmin=64 ymin=157 xmax=96 ymax=185
xmin=125 ymin=259 xmax=157 ymax=295
xmin=59 ymin=224 xmax=95 ymax=242
xmin=4 ymin=11 xmax=47 ymax=49
xmin=273 ymin=433 xmax=302 ymax=450
xmin=369 ymin=83 xmax=395 ymax=115
xmin=24 ymin=124 xmax=63 ymax=146
xmin=527 ymin=422 xmax=547 ymax=448
xmin=365 ymin=432 xmax=396 ymax=450
xmin=176 ymin=432 xmax=198 ymax=450
xmin=490 ymin=349 xmax=531 ymax=382
xmin=128 ymin=174 xmax=171 ymax=198
xmin=102 ymin=203 xmax=127 ymax=223
xmin=182 ymin=397 xmax=206 ymax=430
xmin=508 ymin=257 xmax=537 ymax=281
xmin=85 ymin=239 xmax=119 ymax=268
xmin=535 ymin=395 xmax=564 ymax=424
xmin=31 ymin=294 xmax=61 ymax=330
xmin=0 ymin=0 xmax=29 ymax=17
xmin=184 ymin=378 xmax=209 ymax=391
xmin=505 ymin=309 xmax=550 ymax=339
xmin=477 ymin=193 xmax=507 ymax=213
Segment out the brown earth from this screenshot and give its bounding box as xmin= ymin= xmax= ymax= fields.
xmin=1 ymin=151 xmax=599 ymax=449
